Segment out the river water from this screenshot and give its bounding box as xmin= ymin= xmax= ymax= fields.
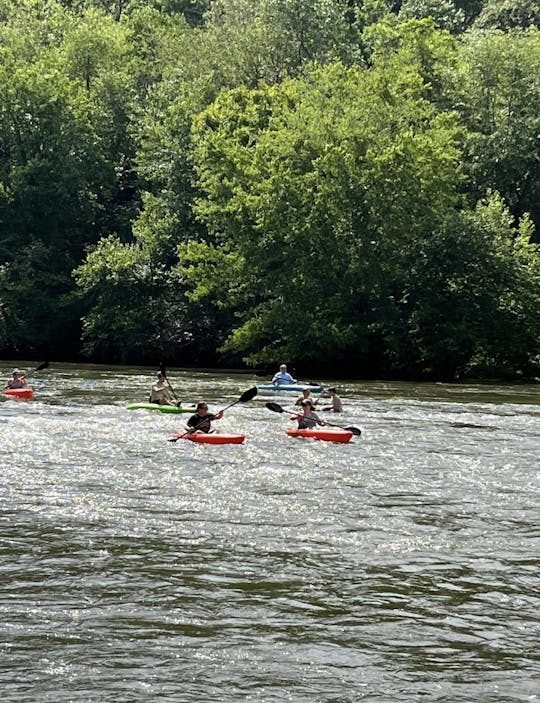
xmin=1 ymin=363 xmax=538 ymax=702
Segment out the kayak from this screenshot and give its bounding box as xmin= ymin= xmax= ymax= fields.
xmin=127 ymin=402 xmax=192 ymax=414
xmin=172 ymin=431 xmax=245 ymax=445
xmin=286 ymin=427 xmax=353 ymax=443
xmin=4 ymin=387 xmax=34 ymax=400
xmin=257 ymin=383 xmax=323 ymax=393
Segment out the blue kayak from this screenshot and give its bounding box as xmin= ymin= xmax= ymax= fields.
xmin=257 ymin=383 xmax=323 ymax=393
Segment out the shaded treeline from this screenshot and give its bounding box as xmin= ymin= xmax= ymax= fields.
xmin=0 ymin=0 xmax=538 ymax=380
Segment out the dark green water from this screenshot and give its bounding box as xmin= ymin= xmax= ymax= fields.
xmin=1 ymin=363 xmax=538 ymax=702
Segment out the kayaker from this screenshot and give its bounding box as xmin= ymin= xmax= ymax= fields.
xmin=294 ymin=388 xmax=314 ymax=407
xmin=272 ymin=364 xmax=296 ymax=385
xmin=291 ymin=399 xmax=326 ymax=429
xmin=320 ymin=387 xmax=343 ymax=413
xmin=186 ymin=402 xmax=224 ymax=433
xmin=149 ymin=372 xmax=177 ymax=406
xmin=4 ymin=368 xmax=27 ymax=390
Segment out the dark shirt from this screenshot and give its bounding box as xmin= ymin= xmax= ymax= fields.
xmin=187 ymin=412 xmax=216 ymax=433
xmin=6 ymin=379 xmax=26 ymax=389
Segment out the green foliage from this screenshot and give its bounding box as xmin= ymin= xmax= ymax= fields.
xmin=0 ymin=0 xmax=538 ymax=379
xmin=200 ymin=0 xmax=360 ymax=87
xmin=457 ymin=28 xmax=540 ymax=233
xmin=398 ymin=0 xmax=466 ymax=32
xmin=474 ymin=0 xmax=540 ymax=30
xmin=385 ymin=193 xmax=539 ymax=378
xmin=186 ymin=59 xmax=465 ymax=371
xmin=74 ymin=234 xmax=225 ymax=362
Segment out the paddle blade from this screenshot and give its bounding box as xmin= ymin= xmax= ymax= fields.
xmin=344 ymin=426 xmax=362 ymax=436
xmin=159 ymin=362 xmax=167 ymax=376
xmin=34 ymin=361 xmax=49 ymax=372
xmin=239 ymin=386 xmax=258 ymax=403
xmin=266 ymin=402 xmax=285 ymax=413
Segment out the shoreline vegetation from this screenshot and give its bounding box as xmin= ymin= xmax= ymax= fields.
xmin=0 ymin=0 xmax=539 ymax=382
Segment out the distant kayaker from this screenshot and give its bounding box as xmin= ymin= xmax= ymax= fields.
xmin=186 ymin=402 xmax=224 ymax=433
xmin=320 ymin=387 xmax=343 ymax=413
xmin=149 ymin=372 xmax=177 ymax=406
xmin=4 ymin=368 xmax=27 ymax=390
xmin=291 ymin=399 xmax=326 ymax=430
xmin=272 ymin=364 xmax=296 ymax=385
xmin=294 ymin=388 xmax=314 ymax=407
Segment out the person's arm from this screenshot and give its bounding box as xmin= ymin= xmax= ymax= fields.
xmin=165 ymin=389 xmax=177 ymax=406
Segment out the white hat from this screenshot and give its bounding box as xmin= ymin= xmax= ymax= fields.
xmin=12 ymin=368 xmax=21 ymax=374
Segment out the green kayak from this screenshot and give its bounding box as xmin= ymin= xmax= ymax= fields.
xmin=126 ymin=402 xmax=193 ymax=414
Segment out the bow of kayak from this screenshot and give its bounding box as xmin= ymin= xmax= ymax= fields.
xmin=4 ymin=387 xmax=34 ymax=400
xmin=171 ymin=431 xmax=245 ymax=445
xmin=127 ymin=402 xmax=192 ymax=414
xmin=286 ymin=427 xmax=353 ymax=443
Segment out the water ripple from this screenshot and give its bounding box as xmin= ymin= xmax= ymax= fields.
xmin=0 ymin=366 xmax=538 ymax=702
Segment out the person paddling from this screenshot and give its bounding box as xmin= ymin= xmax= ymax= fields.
xmin=4 ymin=368 xmax=27 ymax=390
xmin=149 ymin=372 xmax=177 ymax=406
xmin=272 ymin=364 xmax=296 ymax=385
xmin=291 ymin=399 xmax=326 ymax=430
xmin=186 ymin=402 xmax=224 ymax=434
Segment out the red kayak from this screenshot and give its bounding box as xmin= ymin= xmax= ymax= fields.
xmin=4 ymin=387 xmax=34 ymax=400
xmin=172 ymin=431 xmax=245 ymax=445
xmin=286 ymin=427 xmax=353 ymax=443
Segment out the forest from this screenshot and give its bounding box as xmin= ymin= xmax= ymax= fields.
xmin=0 ymin=0 xmax=539 ymax=380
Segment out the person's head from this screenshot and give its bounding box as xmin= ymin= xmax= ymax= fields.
xmin=12 ymin=368 xmax=21 ymax=377
xmin=302 ymin=388 xmax=311 ymax=398
xmin=157 ymin=372 xmax=165 ymax=381
xmin=327 ymin=387 xmax=336 ymax=395
xmin=196 ymin=401 xmax=208 ymax=415
xmin=301 ymin=399 xmax=314 ymax=411
xmin=280 ymin=364 xmax=287 ymax=371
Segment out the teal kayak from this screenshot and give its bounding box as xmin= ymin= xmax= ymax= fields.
xmin=126 ymin=402 xmax=193 ymax=414
xmin=257 ymin=383 xmax=323 ymax=393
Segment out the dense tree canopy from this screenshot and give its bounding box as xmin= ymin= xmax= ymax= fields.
xmin=0 ymin=0 xmax=538 ymax=379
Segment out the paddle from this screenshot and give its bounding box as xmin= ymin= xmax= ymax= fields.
xmin=265 ymin=401 xmax=362 ymax=436
xmin=159 ymin=362 xmax=181 ymax=405
xmin=168 ymin=386 xmax=258 ymax=441
xmin=34 ymin=361 xmax=49 ymax=372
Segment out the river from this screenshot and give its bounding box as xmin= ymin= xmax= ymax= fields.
xmin=1 ymin=363 xmax=538 ymax=702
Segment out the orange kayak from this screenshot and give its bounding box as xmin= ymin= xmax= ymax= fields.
xmin=286 ymin=427 xmax=353 ymax=443
xmin=4 ymin=387 xmax=34 ymax=400
xmin=172 ymin=431 xmax=245 ymax=445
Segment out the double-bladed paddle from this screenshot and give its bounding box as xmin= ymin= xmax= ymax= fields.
xmin=159 ymin=362 xmax=181 ymax=405
xmin=34 ymin=361 xmax=49 ymax=372
xmin=168 ymin=386 xmax=258 ymax=442
xmin=265 ymin=401 xmax=362 ymax=436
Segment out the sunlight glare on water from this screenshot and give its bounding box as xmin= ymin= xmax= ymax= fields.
xmin=0 ymin=363 xmax=538 ymax=702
